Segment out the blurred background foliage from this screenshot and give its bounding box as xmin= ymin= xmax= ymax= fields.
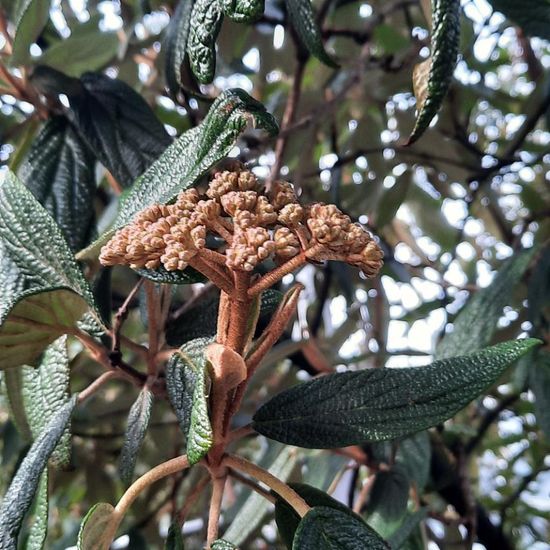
xmin=0 ymin=0 xmax=550 ymax=548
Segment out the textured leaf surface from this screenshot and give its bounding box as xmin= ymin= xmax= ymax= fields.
xmin=118 ymin=387 xmax=154 ymax=484
xmin=275 ymin=483 xmax=363 ymax=549
xmin=135 ymin=265 xmax=205 ymax=285
xmin=3 ymin=366 xmax=32 ymax=440
xmin=166 ymin=338 xmax=213 ymax=464
xmin=293 ymin=506 xmax=388 ymax=549
xmin=22 ymin=336 xmax=72 ymax=468
xmin=0 ymin=396 xmax=76 ymax=547
xmin=284 ymin=0 xmax=338 ymax=68
xmin=488 ymin=0 xmax=550 ymax=40
xmin=407 ymin=0 xmax=460 ymax=144
xmin=211 ymin=540 xmax=237 ymax=549
xmin=0 ymin=172 xmax=95 ymax=369
xmin=435 ymin=249 xmax=534 ymax=360
xmin=164 ymin=0 xmax=195 ymax=96
xmin=187 ymin=0 xmax=223 ymax=84
xmin=26 ymin=470 xmax=48 ymax=550
xmin=222 ymin=0 xmax=264 ymax=22
xmin=77 ymin=502 xmax=115 ymax=550
xmin=164 ymin=521 xmax=184 ymax=549
xmin=18 ymin=116 xmax=96 ymax=252
xmin=10 ymin=0 xmax=50 ymax=65
xmin=253 ymin=339 xmax=540 ymax=448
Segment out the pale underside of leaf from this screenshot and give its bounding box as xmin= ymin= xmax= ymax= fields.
xmin=77 ymin=502 xmax=115 ymax=550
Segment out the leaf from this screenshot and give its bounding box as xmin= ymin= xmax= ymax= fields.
xmin=10 ymin=0 xmax=50 ymax=66
xmin=488 ymin=0 xmax=550 ymax=40
xmin=435 ymin=248 xmax=535 ymax=360
xmin=26 ymin=470 xmax=48 ymax=550
xmin=529 ymin=350 xmax=550 ymax=439
xmin=252 ymin=339 xmax=541 ymax=448
xmin=77 ymin=502 xmax=115 ymax=550
xmin=365 ymin=465 xmax=410 ymax=538
xmin=36 ymin=15 xmax=119 ymax=77
xmin=164 ymin=521 xmax=184 ymax=549
xmin=407 ymin=0 xmax=460 ymax=144
xmin=387 ymin=509 xmax=428 ymax=550
xmin=275 ymin=483 xmax=363 ymax=549
xmin=187 ymin=0 xmax=224 ymax=84
xmin=284 ymin=0 xmax=338 ymax=68
xmin=0 ymin=171 xmax=96 ymax=370
xmin=21 ymin=336 xmax=72 ymax=469
xmin=164 ymin=0 xmax=195 ymax=96
xmin=221 ymin=0 xmax=264 ymax=22
xmin=0 ymin=396 xmax=77 ymax=547
xmin=18 ymin=116 xmax=96 ymax=252
xmin=293 ymin=506 xmax=388 ymax=549
xmin=166 ymin=337 xmax=213 ymax=464
xmin=3 ymin=367 xmax=32 ymax=440
xmin=395 ymin=431 xmax=431 ymax=491
xmin=211 ymin=540 xmax=237 ymax=549
xmin=134 ymin=265 xmax=205 ymax=285
xmin=118 ymin=387 xmax=154 ymax=484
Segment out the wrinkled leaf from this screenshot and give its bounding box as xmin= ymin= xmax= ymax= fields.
xmin=0 ymin=171 xmax=96 ymax=370
xmin=211 ymin=540 xmax=237 ymax=549
xmin=253 ymin=339 xmax=540 ymax=448
xmin=284 ymin=0 xmax=338 ymax=68
xmin=407 ymin=0 xmax=460 ymax=144
xmin=3 ymin=366 xmax=32 ymax=440
xmin=187 ymin=0 xmax=223 ymax=84
xmin=18 ymin=116 xmax=96 ymax=252
xmin=0 ymin=396 xmax=77 ymax=547
xmin=222 ymin=0 xmax=264 ymax=22
xmin=119 ymin=387 xmax=154 ymax=484
xmin=166 ymin=338 xmax=213 ymax=464
xmin=435 ymin=248 xmax=534 ymax=360
xmin=26 ymin=470 xmax=48 ymax=550
xmin=488 ymin=0 xmax=550 ymax=40
xmin=77 ymin=502 xmax=115 ymax=550
xmin=10 ymin=0 xmax=50 ymax=65
xmin=293 ymin=506 xmax=388 ymax=549
xmin=135 ymin=266 xmax=205 ymax=285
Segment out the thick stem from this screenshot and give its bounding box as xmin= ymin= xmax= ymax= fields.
xmin=223 ymin=454 xmax=310 ymax=517
xmin=216 ymin=291 xmax=231 ymax=345
xmin=206 ymin=474 xmax=227 ymax=547
xmin=190 ymin=256 xmax=234 ymax=295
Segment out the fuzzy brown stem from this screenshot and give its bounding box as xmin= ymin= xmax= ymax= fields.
xmin=207 ymin=474 xmax=227 ymax=547
xmin=190 ymin=256 xmax=234 ymax=295
xmin=78 ymin=371 xmax=119 ymax=403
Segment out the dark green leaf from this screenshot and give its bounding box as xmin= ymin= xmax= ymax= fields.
xmin=26 ymin=470 xmax=48 ymax=550
xmin=435 ymin=248 xmax=535 ymax=360
xmin=164 ymin=521 xmax=184 ymax=549
xmin=488 ymin=0 xmax=550 ymax=40
xmin=0 ymin=396 xmax=77 ymax=547
xmin=36 ymin=15 xmax=119 ymax=77
xmin=166 ymin=337 xmax=213 ymax=464
xmin=387 ymin=509 xmax=428 ymax=550
xmin=211 ymin=540 xmax=237 ymax=549
xmin=407 ymin=0 xmax=460 ymax=144
xmin=221 ymin=0 xmax=264 ymax=22
xmin=3 ymin=367 xmax=32 ymax=440
xmin=365 ymin=465 xmax=410 ymax=538
xmin=18 ymin=116 xmax=96 ymax=252
xmin=134 ymin=265 xmax=205 ymax=285
xmin=293 ymin=506 xmax=388 ymax=549
xmin=395 ymin=431 xmax=431 ymax=491
xmin=187 ymin=0 xmax=223 ymax=84
xmin=21 ymin=336 xmax=72 ymax=469
xmin=118 ymin=387 xmax=154 ymax=484
xmin=10 ymin=0 xmax=50 ymax=65
xmin=529 ymin=350 xmax=550 ymax=439
xmin=164 ymin=0 xmax=195 ymax=97
xmin=0 ymin=171 xmax=96 ymax=370
xmin=284 ymin=0 xmax=338 ymax=68
xmin=252 ymin=339 xmax=540 ymax=448
xmin=77 ymin=502 xmax=115 ymax=550
xmin=275 ymin=483 xmax=362 ymax=549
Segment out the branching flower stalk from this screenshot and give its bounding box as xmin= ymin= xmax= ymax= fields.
xmin=98 ymin=166 xmax=383 ymax=547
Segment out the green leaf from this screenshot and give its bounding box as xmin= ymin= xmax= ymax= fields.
xmin=221 ymin=0 xmax=264 ymax=22
xmin=164 ymin=521 xmax=184 ymax=549
xmin=21 ymin=336 xmax=72 ymax=469
xmin=26 ymin=470 xmax=48 ymax=550
xmin=18 ymin=116 xmax=96 ymax=252
xmin=187 ymin=0 xmax=223 ymax=84
xmin=407 ymin=0 xmax=460 ymax=144
xmin=134 ymin=266 xmax=205 ymax=285
xmin=275 ymin=483 xmax=363 ymax=549
xmin=211 ymin=540 xmax=237 ymax=549
xmin=166 ymin=338 xmax=213 ymax=465
xmin=77 ymin=502 xmax=115 ymax=550
xmin=488 ymin=0 xmax=550 ymax=40
xmin=0 ymin=171 xmax=96 ymax=370
xmin=435 ymin=248 xmax=535 ymax=360
xmin=252 ymin=339 xmax=541 ymax=448
xmin=387 ymin=509 xmax=428 ymax=550
xmin=529 ymin=350 xmax=550 ymax=439
xmin=118 ymin=387 xmax=154 ymax=485
xmin=395 ymin=431 xmax=431 ymax=491
xmin=3 ymin=367 xmax=32 ymax=440
xmin=164 ymin=0 xmax=195 ymax=96
xmin=0 ymin=396 xmax=76 ymax=547
xmin=10 ymin=0 xmax=50 ymax=66
xmin=293 ymin=506 xmax=388 ymax=549
xmin=284 ymin=0 xmax=338 ymax=68
xmin=365 ymin=465 xmax=410 ymax=538
xmin=36 ymin=15 xmax=119 ymax=77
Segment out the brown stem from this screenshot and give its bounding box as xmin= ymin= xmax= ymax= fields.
xmin=223 ymin=454 xmax=310 ymax=517
xmin=177 ymin=474 xmax=211 ymax=524
xmin=189 ymin=256 xmax=234 ymax=295
xmin=78 ymin=371 xmax=119 ymax=403
xmin=226 ymin=272 xmax=252 ymax=354
xmin=206 ymin=474 xmax=227 ymax=547
xmin=217 ymin=291 xmax=231 ymax=345
xmin=112 ymin=278 xmax=144 ymax=354
xmin=228 ymin=470 xmax=276 ymax=503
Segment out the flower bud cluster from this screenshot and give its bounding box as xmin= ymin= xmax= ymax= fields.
xmin=100 ymin=169 xmax=383 ymax=277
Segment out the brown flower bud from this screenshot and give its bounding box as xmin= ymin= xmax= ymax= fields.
xmin=274 ymin=227 xmax=301 ymax=260
xmin=269 ymin=180 xmax=298 ymax=210
xmin=207 ymin=170 xmax=259 ymax=200
xmin=278 ymin=203 xmax=304 ymax=227
xmin=226 ymin=227 xmax=275 ymax=271
xmin=306 ymin=203 xmax=350 ymax=249
xmin=220 ymin=191 xmax=258 ymax=216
